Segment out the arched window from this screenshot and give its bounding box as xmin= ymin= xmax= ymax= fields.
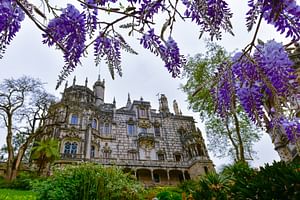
xmin=154 ymin=126 xmax=160 ymax=137
xmin=64 ymin=142 xmax=78 ymax=158
xmin=92 ymin=119 xmax=98 ymax=129
xmin=91 ymin=145 xmax=95 ymax=158
xmin=157 ymin=153 xmax=165 ymax=161
xmin=70 ymin=114 xmax=79 ymax=125
xmin=104 ymin=123 xmax=110 ymax=134
xmin=128 ymin=124 xmax=135 ymax=136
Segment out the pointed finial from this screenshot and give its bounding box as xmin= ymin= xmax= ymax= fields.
xmin=140 ymin=96 xmax=143 ymax=101
xmin=126 ymin=93 xmax=132 ymax=108
xmin=73 ymin=76 xmax=76 ymax=86
xmin=97 ymin=74 xmax=101 ymax=81
xmin=85 ymin=77 xmax=88 ymax=87
xmin=113 ymin=97 xmax=116 ymax=107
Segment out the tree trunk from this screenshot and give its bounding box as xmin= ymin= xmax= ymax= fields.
xmin=10 ymin=145 xmax=27 ymax=180
xmin=233 ymin=112 xmax=245 ymax=162
xmin=6 ymin=114 xmax=14 ymax=181
xmin=225 ymin=119 xmax=240 ymax=161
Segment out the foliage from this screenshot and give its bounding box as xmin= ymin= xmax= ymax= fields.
xmin=0 ymin=189 xmax=37 ymax=200
xmin=195 ymin=172 xmax=234 ymax=200
xmin=32 ymin=163 xmax=144 ymax=200
xmin=0 ymin=76 xmax=57 ymax=181
xmin=231 ymin=161 xmax=300 ymax=200
xmin=156 ymin=190 xmax=182 ymax=200
xmin=182 ymin=42 xmax=262 ymax=162
xmin=0 ymin=171 xmax=42 ymax=190
xmin=30 ymin=138 xmax=60 ymax=175
xmin=0 ymin=0 xmax=299 ymax=88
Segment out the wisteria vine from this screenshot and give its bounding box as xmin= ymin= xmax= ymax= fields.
xmin=0 ymin=0 xmax=300 ymax=142
xmin=212 ymin=40 xmax=300 ymax=142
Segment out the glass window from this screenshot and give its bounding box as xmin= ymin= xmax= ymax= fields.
xmin=154 ymin=127 xmax=160 ymax=137
xmin=175 ymin=154 xmax=181 ymax=162
xmin=92 ymin=119 xmax=97 ymax=129
xmin=64 ymin=142 xmax=77 ymax=158
xmin=158 ymin=153 xmax=165 ymax=161
xmin=104 ymin=123 xmax=110 ymax=134
xmin=139 ymin=108 xmax=147 ymax=117
xmin=129 ymin=152 xmax=137 ymax=160
xmin=70 ymin=114 xmax=78 ymax=125
xmin=91 ymin=145 xmax=95 ymax=158
xmin=128 ymin=124 xmax=135 ymax=136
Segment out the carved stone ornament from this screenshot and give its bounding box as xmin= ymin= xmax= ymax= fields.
xmin=138 ymin=119 xmax=151 ymax=128
xmin=102 ymin=143 xmax=112 ymax=154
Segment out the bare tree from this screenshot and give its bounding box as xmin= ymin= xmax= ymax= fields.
xmin=0 ymin=76 xmax=62 ymax=181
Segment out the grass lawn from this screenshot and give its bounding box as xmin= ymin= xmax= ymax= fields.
xmin=0 ymin=189 xmax=37 ymax=200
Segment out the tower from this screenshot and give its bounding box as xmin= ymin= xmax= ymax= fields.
xmin=93 ymin=75 xmax=105 ymax=106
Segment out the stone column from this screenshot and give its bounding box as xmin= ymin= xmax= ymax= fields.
xmin=182 ymin=170 xmax=186 ymax=181
xmin=151 ymin=169 xmax=154 ymax=182
xmin=167 ymin=169 xmax=170 ymax=185
xmin=85 ymin=125 xmax=92 ymax=160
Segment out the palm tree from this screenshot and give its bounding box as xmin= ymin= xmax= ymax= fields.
xmin=31 ymin=138 xmax=60 ymax=175
xmin=197 ymin=172 xmax=234 ymax=200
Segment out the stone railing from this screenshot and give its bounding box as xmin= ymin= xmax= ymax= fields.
xmin=60 ymin=153 xmax=83 ymax=160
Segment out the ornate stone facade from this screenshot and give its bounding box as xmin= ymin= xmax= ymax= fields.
xmin=51 ymin=76 xmax=214 ymax=186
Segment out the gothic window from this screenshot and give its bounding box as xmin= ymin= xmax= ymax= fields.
xmin=139 ymin=108 xmax=148 ymax=118
xmin=101 ymin=123 xmax=110 ymax=134
xmin=157 ymin=153 xmax=165 ymax=161
xmin=70 ymin=114 xmax=79 ymax=125
xmin=154 ymin=127 xmax=160 ymax=137
xmin=64 ymin=142 xmax=78 ymax=157
xmin=91 ymin=145 xmax=95 ymax=158
xmin=92 ymin=119 xmax=98 ymax=129
xmin=127 ymin=124 xmax=135 ymax=136
xmin=175 ymin=154 xmax=181 ymax=162
xmin=102 ymin=143 xmax=112 ymax=159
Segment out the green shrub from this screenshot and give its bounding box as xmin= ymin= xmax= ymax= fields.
xmin=156 ymin=190 xmax=182 ymax=200
xmin=32 ymin=163 xmax=144 ymax=200
xmin=232 ymin=161 xmax=300 ymax=200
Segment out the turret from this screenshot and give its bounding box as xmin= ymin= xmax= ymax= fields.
xmin=93 ymin=75 xmax=105 ymax=106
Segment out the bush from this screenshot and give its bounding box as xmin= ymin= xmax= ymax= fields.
xmin=156 ymin=190 xmax=182 ymax=200
xmin=0 ymin=171 xmax=40 ymax=190
xmin=233 ymin=161 xmax=300 ymax=200
xmin=32 ymin=163 xmax=144 ymax=200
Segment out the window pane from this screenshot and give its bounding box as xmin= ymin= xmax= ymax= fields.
xmin=154 ymin=127 xmax=160 ymax=137
xmin=70 ymin=115 xmax=78 ymax=125
xmin=92 ymin=119 xmax=97 ymax=129
xmin=128 ymin=124 xmax=135 ymax=135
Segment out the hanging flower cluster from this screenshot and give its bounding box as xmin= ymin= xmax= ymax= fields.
xmin=182 ymin=0 xmax=233 ymax=40
xmin=0 ymin=0 xmax=25 ymax=58
xmin=42 ymin=4 xmax=86 ymax=85
xmin=140 ymin=28 xmax=185 ymax=77
xmin=212 ymin=40 xmax=299 ymax=141
xmin=247 ymin=0 xmax=300 ymax=41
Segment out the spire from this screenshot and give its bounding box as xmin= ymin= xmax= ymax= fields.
xmin=113 ymin=97 xmax=116 ymax=107
xmin=72 ymin=76 xmax=76 ymax=86
xmin=85 ymin=77 xmax=88 ymax=87
xmin=126 ymin=93 xmax=132 ymax=108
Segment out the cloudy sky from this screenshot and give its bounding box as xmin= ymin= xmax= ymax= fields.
xmin=1 ymin=0 xmax=297 ymax=169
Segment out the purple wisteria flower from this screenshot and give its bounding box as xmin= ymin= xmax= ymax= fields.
xmin=211 ymin=63 xmax=235 ymax=117
xmin=94 ymin=33 xmax=122 ymax=78
xmin=181 ymin=0 xmax=233 ymax=40
xmin=140 ymin=29 xmax=185 ymax=77
xmin=139 ymin=0 xmax=164 ymax=21
xmin=42 ymin=4 xmax=86 ymax=86
xmin=0 ymin=0 xmax=25 ymax=58
xmin=247 ymin=0 xmax=300 ymax=41
xmin=272 ymin=117 xmax=300 ymax=142
xmin=254 ymin=40 xmax=295 ymax=95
